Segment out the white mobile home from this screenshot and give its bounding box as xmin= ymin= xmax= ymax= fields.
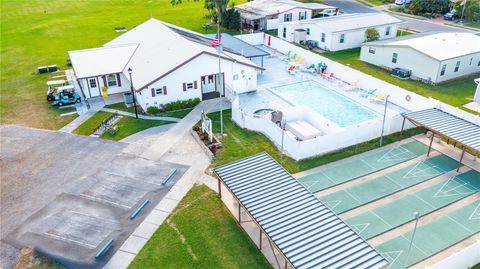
xmin=235 ymin=0 xmax=338 ymax=31
xmin=360 ymin=32 xmax=480 ymax=84
xmin=278 ymin=13 xmax=402 ymax=51
xmin=68 ymin=19 xmax=263 ymax=111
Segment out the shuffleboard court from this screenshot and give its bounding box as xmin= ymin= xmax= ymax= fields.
xmin=319 ymin=154 xmax=458 ymax=214
xmin=298 ymin=141 xmax=429 ymax=193
xmin=376 ymin=201 xmax=480 ymax=269
xmin=346 ymin=169 xmax=480 ymax=239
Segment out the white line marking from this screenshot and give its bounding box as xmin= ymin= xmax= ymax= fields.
xmin=45 ymin=232 xmax=97 ymax=248
xmin=468 ymin=203 xmax=480 ymax=220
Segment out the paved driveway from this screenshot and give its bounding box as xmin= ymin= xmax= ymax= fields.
xmin=322 ymin=0 xmax=471 ymax=33
xmin=0 ymin=125 xmax=187 ymax=269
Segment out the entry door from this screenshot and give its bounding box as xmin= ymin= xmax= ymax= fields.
xmin=87 ymin=77 xmax=100 ymax=97
xmin=201 ymin=73 xmax=223 ymax=100
xmin=201 ymin=75 xmax=216 ymax=93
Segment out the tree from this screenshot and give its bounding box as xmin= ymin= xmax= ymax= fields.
xmin=171 ymin=0 xmax=230 ymax=22
xmin=221 ymin=8 xmax=240 ymax=30
xmin=453 ymin=0 xmax=480 ymax=22
xmin=410 ymin=0 xmax=450 ymax=14
xmin=365 ymin=28 xmax=380 ymax=42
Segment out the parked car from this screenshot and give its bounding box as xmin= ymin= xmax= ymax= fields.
xmin=443 ymin=9 xmax=457 ymax=20
xmin=395 ymin=0 xmax=411 ymax=5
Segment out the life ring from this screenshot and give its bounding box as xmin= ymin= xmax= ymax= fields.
xmin=405 ymin=95 xmax=411 ymax=102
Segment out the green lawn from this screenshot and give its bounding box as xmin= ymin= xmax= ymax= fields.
xmin=129 ymin=185 xmax=272 ymax=269
xmin=0 ymin=0 xmax=244 ymax=130
xmin=322 ymin=48 xmax=478 ymax=108
xmin=73 ymin=111 xmax=173 ymax=141
xmin=209 ymin=110 xmax=423 ymax=174
xmin=105 ymin=102 xmax=193 ymax=119
xmin=396 ymin=29 xmax=414 ymax=36
xmin=466 ymin=21 xmax=480 ymax=29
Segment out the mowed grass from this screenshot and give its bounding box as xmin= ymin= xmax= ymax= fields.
xmin=209 ymin=110 xmax=423 ymax=174
xmin=129 ymin=185 xmax=272 ymax=269
xmin=322 ymin=48 xmax=478 ymax=108
xmin=0 ymin=0 xmax=244 ymax=130
xmin=73 ymin=111 xmax=173 ymax=141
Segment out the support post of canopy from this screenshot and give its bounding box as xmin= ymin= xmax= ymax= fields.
xmin=427 ymin=133 xmax=435 ymax=157
xmin=400 ymin=117 xmax=406 ymax=137
xmin=218 ymin=177 xmax=222 ymax=198
xmin=457 ymin=146 xmax=466 ymax=172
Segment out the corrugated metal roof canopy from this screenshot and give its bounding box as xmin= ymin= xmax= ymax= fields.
xmin=207 ymin=33 xmax=270 ymax=58
xmin=404 ymin=108 xmax=480 ymax=152
xmin=214 ymin=153 xmax=388 ymax=269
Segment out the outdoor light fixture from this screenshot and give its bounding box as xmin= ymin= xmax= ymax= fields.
xmin=128 ymin=67 xmax=139 ymax=119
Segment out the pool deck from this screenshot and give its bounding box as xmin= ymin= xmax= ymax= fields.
xmin=250 ymin=46 xmax=406 ymax=120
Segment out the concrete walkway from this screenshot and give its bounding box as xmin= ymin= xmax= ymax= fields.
xmin=105 ymin=98 xmax=221 ymax=269
xmin=101 ymin=107 xmax=181 ymax=122
xmin=119 ymin=123 xmax=176 ymax=144
xmin=58 ymin=109 xmax=98 ymax=133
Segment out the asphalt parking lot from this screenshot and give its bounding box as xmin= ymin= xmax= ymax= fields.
xmin=0 ymin=125 xmax=188 ymax=269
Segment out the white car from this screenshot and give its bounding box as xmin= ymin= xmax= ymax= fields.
xmin=395 ymin=0 xmax=411 ymax=5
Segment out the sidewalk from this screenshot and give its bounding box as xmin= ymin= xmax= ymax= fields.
xmin=58 ymin=109 xmax=98 ymax=133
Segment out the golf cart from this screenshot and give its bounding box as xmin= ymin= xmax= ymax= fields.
xmin=46 ymin=80 xmax=67 ymax=101
xmin=443 ymin=9 xmax=457 ymax=21
xmin=53 ymin=85 xmax=81 ymax=106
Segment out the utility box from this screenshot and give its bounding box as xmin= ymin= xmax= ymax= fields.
xmin=123 ymin=92 xmax=134 ymax=105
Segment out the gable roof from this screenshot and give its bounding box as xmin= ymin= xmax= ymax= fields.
xmin=69 ymin=19 xmax=262 ymax=90
xmin=235 ymin=0 xmax=336 ymax=17
xmin=68 ymin=44 xmax=138 ymax=79
xmin=364 ymin=31 xmax=480 ymax=61
xmin=214 ymin=153 xmax=389 ymax=269
xmin=281 ymin=13 xmax=402 ymax=33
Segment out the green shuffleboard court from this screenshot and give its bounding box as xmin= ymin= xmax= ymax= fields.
xmin=298 ymin=141 xmax=429 ymax=193
xmin=376 ymin=201 xmax=480 ymax=269
xmin=319 ymin=154 xmax=458 ymax=214
xmin=346 ymin=169 xmax=480 ymax=240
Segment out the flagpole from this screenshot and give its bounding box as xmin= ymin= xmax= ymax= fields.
xmin=217 ymin=20 xmax=224 ymax=137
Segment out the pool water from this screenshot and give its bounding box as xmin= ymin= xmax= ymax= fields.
xmin=271 ymin=80 xmax=379 ymax=127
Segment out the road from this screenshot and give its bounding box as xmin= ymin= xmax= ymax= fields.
xmin=322 ymin=0 xmax=472 ymax=33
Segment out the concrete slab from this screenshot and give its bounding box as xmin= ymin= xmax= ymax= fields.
xmin=119 ymin=235 xmax=148 ymax=255
xmin=132 ymin=222 xmax=159 ymax=240
xmin=142 ymin=210 xmax=169 ymax=226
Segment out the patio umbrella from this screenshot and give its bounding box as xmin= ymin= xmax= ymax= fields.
xmin=474 ymin=78 xmax=480 ymax=103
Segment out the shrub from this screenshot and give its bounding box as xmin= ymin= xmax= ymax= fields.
xmin=365 ymin=28 xmax=380 ymax=42
xmin=146 ymin=106 xmax=160 ymax=115
xmin=163 ymin=98 xmax=201 ymax=112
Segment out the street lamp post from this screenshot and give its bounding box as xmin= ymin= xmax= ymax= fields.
xmin=403 ymin=212 xmax=420 ymax=269
xmin=128 ymin=68 xmax=139 ymax=119
xmin=380 ymin=95 xmax=389 ymax=146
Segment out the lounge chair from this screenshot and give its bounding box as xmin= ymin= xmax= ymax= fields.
xmin=359 ymin=88 xmax=378 ymax=98
xmin=281 ymin=51 xmax=292 ymax=61
xmin=326 ymin=73 xmax=335 ymax=81
xmin=300 ymin=64 xmax=316 ymax=73
xmin=342 ymin=80 xmax=360 ymax=91
xmin=368 ymin=94 xmax=388 ymax=103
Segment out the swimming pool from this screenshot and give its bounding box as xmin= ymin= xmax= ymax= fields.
xmin=270 ymin=80 xmax=379 ymax=127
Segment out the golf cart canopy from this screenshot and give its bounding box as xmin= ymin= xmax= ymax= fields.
xmin=57 ymin=85 xmax=74 ymax=91
xmin=46 ymin=80 xmax=66 ymax=86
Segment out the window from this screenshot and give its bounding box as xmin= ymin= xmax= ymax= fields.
xmin=469 ymin=58 xmax=472 ymax=65
xmin=369 ymin=47 xmax=376 ymax=54
xmin=385 ymin=26 xmax=391 ymax=36
xmin=478 ymin=60 xmax=480 ymax=66
xmin=89 ymin=78 xmax=97 ymax=88
xmin=186 ymin=83 xmax=194 ymax=90
xmin=392 ymin=53 xmax=398 ymax=64
xmin=107 ymin=74 xmax=117 ymax=87
xmin=454 ymin=61 xmax=460 ymax=72
xmin=299 ymin=11 xmax=307 ymax=20
xmin=321 ymin=33 xmax=325 ymax=43
xmin=440 ymin=64 xmax=447 ymax=76
xmin=306 ymin=28 xmax=310 ymax=35
xmin=155 ymin=88 xmax=164 ymax=95
xmin=339 ymin=34 xmax=345 ymax=43
xmin=283 ymin=27 xmax=286 ymax=38
xmin=284 ymin=13 xmax=292 ymax=22
xmin=233 ymin=74 xmax=239 ymax=80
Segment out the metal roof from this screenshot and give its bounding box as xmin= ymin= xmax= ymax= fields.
xmin=404 ymin=108 xmax=480 ymax=152
xmin=214 ymin=153 xmax=388 ymax=269
xmin=206 ymin=33 xmax=270 ymax=58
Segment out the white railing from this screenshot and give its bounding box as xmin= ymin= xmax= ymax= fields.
xmin=237 ymin=33 xmax=480 ymax=125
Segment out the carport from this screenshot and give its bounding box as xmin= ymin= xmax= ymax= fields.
xmin=214 ymin=153 xmax=388 ymax=269
xmin=401 ymin=108 xmax=480 ymax=171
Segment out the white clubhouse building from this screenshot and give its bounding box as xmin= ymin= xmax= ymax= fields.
xmin=278 ymin=13 xmax=402 ymax=51
xmin=68 ymin=19 xmax=263 ymax=110
xmin=360 ymin=32 xmax=480 ymax=83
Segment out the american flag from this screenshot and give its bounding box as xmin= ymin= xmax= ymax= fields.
xmin=211 ymin=33 xmax=222 ymax=47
